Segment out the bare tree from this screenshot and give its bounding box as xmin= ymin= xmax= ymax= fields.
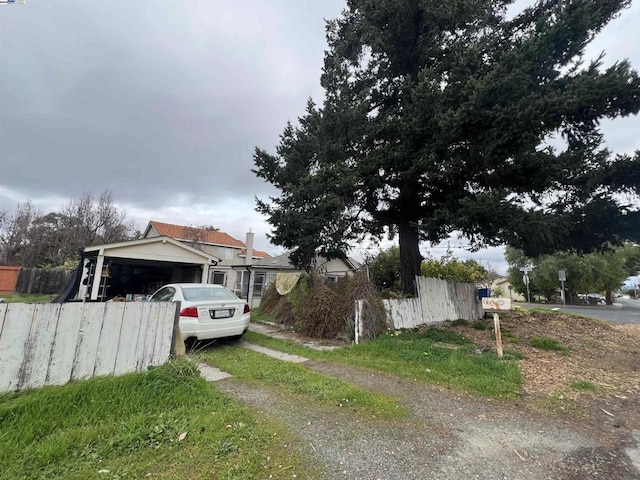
xmin=0 ymin=191 xmax=134 ymax=267
xmin=0 ymin=201 xmax=39 ymax=266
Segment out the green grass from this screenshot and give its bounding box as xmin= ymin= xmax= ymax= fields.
xmin=532 ymin=393 xmax=584 ymax=418
xmin=242 ymin=330 xmax=522 ymax=400
xmin=530 ymin=336 xmax=571 ymax=356
xmin=570 ymin=380 xmax=596 ymax=391
xmin=449 ymin=319 xmax=469 ymax=327
xmin=503 ymin=349 xmax=526 ymax=360
xmin=471 ymin=321 xmax=488 ymax=330
xmin=196 ymin=346 xmax=404 ymax=419
xmin=0 ymin=293 xmax=55 ymax=303
xmin=501 ymin=330 xmax=520 ymax=344
xmin=0 ymin=360 xmax=317 ymax=479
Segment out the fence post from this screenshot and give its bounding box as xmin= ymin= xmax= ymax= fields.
xmin=493 ymin=313 xmax=503 ymax=358
xmin=354 ymin=300 xmax=363 ymax=344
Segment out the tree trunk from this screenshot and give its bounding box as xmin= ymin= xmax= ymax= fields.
xmin=398 ymin=222 xmax=423 ymax=297
xmin=605 ymin=290 xmax=614 ymax=305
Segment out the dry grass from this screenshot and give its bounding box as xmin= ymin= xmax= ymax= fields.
xmin=257 ymin=272 xmax=387 ymax=340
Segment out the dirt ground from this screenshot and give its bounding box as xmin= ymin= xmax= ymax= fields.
xmin=443 ymin=312 xmax=640 ymax=450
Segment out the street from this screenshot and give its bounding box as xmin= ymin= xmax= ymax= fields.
xmin=518 ymin=297 xmax=640 ymax=325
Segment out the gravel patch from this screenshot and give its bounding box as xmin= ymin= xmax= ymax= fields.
xmin=214 ymin=361 xmax=639 ymax=479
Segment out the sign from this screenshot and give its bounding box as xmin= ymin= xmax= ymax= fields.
xmin=522 ymin=274 xmax=529 ymax=286
xmin=558 ymin=270 xmax=566 ymax=282
xmin=482 ymin=297 xmax=513 ymax=311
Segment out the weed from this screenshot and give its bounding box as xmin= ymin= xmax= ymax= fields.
xmin=530 ymin=336 xmax=570 ymax=356
xmin=570 ymin=380 xmax=596 ymax=391
xmin=533 ymin=393 xmax=584 ymax=418
xmin=503 ymin=349 xmax=526 ymax=360
xmin=472 ymin=321 xmax=488 ymax=330
xmin=449 ymin=319 xmax=469 ymax=327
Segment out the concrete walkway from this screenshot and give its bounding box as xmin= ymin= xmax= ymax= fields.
xmin=238 ymin=340 xmax=308 ymax=363
xmin=195 ymin=331 xmax=310 ymax=381
xmin=248 ymin=322 xmax=340 ymax=350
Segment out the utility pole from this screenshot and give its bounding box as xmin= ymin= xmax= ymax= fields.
xmin=519 ymin=265 xmax=534 ymax=303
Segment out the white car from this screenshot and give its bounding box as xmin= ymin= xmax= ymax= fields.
xmin=149 ymin=283 xmax=250 ymax=341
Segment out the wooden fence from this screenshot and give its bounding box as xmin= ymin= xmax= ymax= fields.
xmin=15 ymin=267 xmax=74 ymax=295
xmin=382 ymin=276 xmax=483 ymax=330
xmin=0 ymin=302 xmax=179 ymax=392
xmin=0 ymin=266 xmax=21 ymax=295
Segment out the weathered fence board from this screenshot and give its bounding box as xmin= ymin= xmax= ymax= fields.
xmin=47 ymin=303 xmax=84 ymax=386
xmin=21 ymin=304 xmax=61 ymax=390
xmin=0 ymin=304 xmax=34 ymax=391
xmin=114 ymin=304 xmax=143 ymax=376
xmin=72 ymin=304 xmax=105 ymax=381
xmin=382 ymin=276 xmax=483 ymax=330
xmin=94 ymin=303 xmax=125 ymax=377
xmin=0 ymin=302 xmax=178 ymax=392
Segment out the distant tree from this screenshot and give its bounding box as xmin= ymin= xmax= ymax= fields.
xmin=366 ymin=245 xmax=496 ymax=291
xmin=0 ymin=191 xmax=133 ymax=267
xmin=254 ymin=0 xmax=640 ymax=295
xmin=0 ymin=201 xmax=38 ymax=266
xmin=365 ymin=246 xmax=401 ymax=291
xmin=506 ymin=245 xmax=636 ymax=304
xmin=421 ymin=252 xmax=492 ymax=285
xmin=199 ymin=225 xmax=220 ymax=232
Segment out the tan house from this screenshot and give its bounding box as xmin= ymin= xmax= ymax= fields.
xmin=491 ymin=277 xmax=526 ymax=302
xmin=143 ymin=221 xmax=270 ymax=294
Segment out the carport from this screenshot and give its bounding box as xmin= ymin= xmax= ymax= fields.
xmin=78 ymin=236 xmax=220 ymax=301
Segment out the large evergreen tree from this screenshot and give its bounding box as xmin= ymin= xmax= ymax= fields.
xmin=254 ymin=0 xmax=640 ymax=294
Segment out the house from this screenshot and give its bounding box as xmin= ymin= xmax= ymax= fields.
xmin=143 ymin=220 xmax=270 ymax=294
xmin=68 ymin=221 xmax=270 ymax=301
xmin=491 ymin=277 xmax=526 ymax=302
xmin=67 ymin=220 xmax=360 ymax=304
xmin=236 ymin=251 xmax=363 ymax=307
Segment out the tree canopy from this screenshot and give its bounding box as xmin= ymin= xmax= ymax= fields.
xmin=254 ymin=0 xmax=640 ymax=295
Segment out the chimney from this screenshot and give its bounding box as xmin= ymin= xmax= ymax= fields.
xmin=245 ymin=231 xmax=254 ymax=265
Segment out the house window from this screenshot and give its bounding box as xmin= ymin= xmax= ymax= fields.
xmin=235 ymin=271 xmax=267 ymax=298
xmin=209 ymin=270 xmax=226 ymax=286
xmin=218 ymin=247 xmax=235 ymax=260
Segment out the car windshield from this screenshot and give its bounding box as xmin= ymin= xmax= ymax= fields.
xmin=181 ymin=286 xmax=237 ymax=301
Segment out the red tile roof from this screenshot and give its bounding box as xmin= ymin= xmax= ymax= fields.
xmin=147 ymin=221 xmax=270 ymax=258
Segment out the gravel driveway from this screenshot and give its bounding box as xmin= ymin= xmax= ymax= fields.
xmin=215 ymin=359 xmax=639 ymax=479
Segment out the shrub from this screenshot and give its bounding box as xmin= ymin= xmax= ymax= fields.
xmin=258 ymin=271 xmax=387 ymax=340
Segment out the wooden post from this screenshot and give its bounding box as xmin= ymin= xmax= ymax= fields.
xmin=493 ymin=313 xmax=503 ymax=358
xmin=354 ymin=300 xmax=363 ymax=344
xmin=170 ymin=301 xmax=186 ymax=357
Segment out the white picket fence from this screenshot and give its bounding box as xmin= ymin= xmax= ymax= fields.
xmin=0 ymin=302 xmax=179 ymax=392
xmin=382 ymin=276 xmax=483 ymax=330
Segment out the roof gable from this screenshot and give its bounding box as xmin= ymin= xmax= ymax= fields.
xmin=84 ymin=236 xmax=220 ymax=263
xmin=144 ymin=221 xmax=271 ymax=258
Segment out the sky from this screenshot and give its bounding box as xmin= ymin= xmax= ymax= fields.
xmin=1 ymin=0 xmax=640 ymax=275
